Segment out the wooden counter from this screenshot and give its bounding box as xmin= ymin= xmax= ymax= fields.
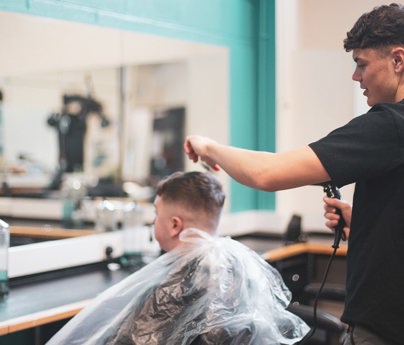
xmin=0 ymin=266 xmax=131 ymax=336
xmin=0 ymin=300 xmax=88 ymax=336
xmin=11 ymin=226 xmax=95 ymax=239
xmin=264 ymin=242 xmax=347 ymax=262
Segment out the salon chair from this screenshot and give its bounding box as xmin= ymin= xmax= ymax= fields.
xmin=303 ymin=283 xmax=346 ymax=303
xmin=287 ymin=303 xmax=345 ymax=345
xmin=284 ymin=214 xmax=305 ymax=244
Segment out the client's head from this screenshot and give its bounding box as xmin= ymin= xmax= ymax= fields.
xmin=153 ymin=171 xmax=225 ymax=252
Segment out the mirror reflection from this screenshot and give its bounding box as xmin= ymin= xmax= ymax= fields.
xmin=2 ymin=63 xmax=187 ymax=196
xmin=0 ymin=11 xmax=229 ymax=233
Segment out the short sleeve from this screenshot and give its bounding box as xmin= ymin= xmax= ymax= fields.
xmin=309 ymin=106 xmax=404 ymax=187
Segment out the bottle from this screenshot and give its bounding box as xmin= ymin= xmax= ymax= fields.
xmin=120 ymin=202 xmax=145 ymax=269
xmin=95 ymin=199 xmax=119 ymax=233
xmin=61 ymin=173 xmax=86 ymax=228
xmin=0 ymin=219 xmax=9 ymax=297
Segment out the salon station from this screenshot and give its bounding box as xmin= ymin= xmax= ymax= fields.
xmin=0 ymin=1 xmax=384 ymax=344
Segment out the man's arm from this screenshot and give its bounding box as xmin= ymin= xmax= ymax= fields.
xmin=184 ymin=135 xmax=330 ymax=192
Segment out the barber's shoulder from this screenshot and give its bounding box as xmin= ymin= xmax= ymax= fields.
xmin=364 ymin=102 xmax=404 ymax=138
xmin=369 ymin=100 xmax=404 ymax=113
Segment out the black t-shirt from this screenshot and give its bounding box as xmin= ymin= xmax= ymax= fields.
xmin=309 ymin=100 xmax=404 ymax=344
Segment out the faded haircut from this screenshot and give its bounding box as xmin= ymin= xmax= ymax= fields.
xmin=344 ymin=3 xmax=404 ymax=52
xmin=156 ymin=171 xmax=225 ymax=219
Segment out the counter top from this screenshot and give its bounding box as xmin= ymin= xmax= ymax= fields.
xmin=11 ymin=225 xmax=95 ymax=240
xmin=0 ymin=266 xmax=131 ymax=335
xmin=264 ymin=241 xmax=347 ymax=262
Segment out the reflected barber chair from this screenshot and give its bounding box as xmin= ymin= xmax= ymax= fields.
xmin=47 ymin=94 xmax=110 ymax=189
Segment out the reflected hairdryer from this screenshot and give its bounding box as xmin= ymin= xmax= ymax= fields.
xmin=323 ymin=183 xmax=346 ymax=249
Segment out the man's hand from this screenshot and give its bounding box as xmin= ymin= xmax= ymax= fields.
xmin=323 ymin=196 xmax=352 ymax=240
xmin=184 ymin=135 xmax=220 ymax=171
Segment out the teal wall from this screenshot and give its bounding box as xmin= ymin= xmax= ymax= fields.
xmin=0 ymin=0 xmax=276 ymax=212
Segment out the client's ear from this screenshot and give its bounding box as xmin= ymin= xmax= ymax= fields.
xmin=170 ymin=215 xmax=184 ymax=237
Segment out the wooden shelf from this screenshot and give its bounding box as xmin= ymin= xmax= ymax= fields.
xmin=10 ymin=226 xmax=95 ymax=239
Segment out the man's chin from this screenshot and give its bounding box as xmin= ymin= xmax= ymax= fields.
xmin=366 ymin=96 xmax=376 ymax=107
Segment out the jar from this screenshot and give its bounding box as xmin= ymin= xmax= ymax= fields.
xmin=122 ymin=202 xmax=145 ymax=255
xmin=95 ymin=199 xmax=119 ymax=232
xmin=0 ymin=219 xmax=9 ymax=297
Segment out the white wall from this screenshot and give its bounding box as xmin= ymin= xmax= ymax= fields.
xmin=275 ymin=0 xmax=384 ymax=230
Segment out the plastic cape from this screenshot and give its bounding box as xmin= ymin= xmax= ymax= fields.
xmin=46 ymin=228 xmax=309 ymax=345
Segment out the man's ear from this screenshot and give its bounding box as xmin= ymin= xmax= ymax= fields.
xmin=392 ymin=47 xmax=404 ymax=72
xmin=170 ymin=215 xmax=184 ymax=237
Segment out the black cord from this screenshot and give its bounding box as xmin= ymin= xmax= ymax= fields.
xmin=298 ymin=182 xmax=344 ymax=344
xmin=297 ymin=244 xmax=339 ymax=344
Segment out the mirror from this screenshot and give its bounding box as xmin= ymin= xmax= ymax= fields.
xmin=0 ymin=11 xmax=229 ymax=230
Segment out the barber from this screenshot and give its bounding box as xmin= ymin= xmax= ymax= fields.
xmin=184 ymin=4 xmax=404 ymax=345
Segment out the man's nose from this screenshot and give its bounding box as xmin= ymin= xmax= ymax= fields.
xmin=352 ymin=68 xmax=361 ymax=82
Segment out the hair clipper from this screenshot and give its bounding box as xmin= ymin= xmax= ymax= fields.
xmin=323 ymin=183 xmax=346 ymax=248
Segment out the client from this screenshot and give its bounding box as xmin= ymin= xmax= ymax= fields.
xmin=47 ymin=171 xmax=309 ymax=345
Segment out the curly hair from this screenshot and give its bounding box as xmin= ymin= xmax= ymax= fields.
xmin=156 ymin=171 xmax=225 ymax=218
xmin=344 ymin=3 xmax=404 ymax=52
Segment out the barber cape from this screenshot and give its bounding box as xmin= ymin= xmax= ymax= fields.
xmin=46 ymin=228 xmax=309 ymax=345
